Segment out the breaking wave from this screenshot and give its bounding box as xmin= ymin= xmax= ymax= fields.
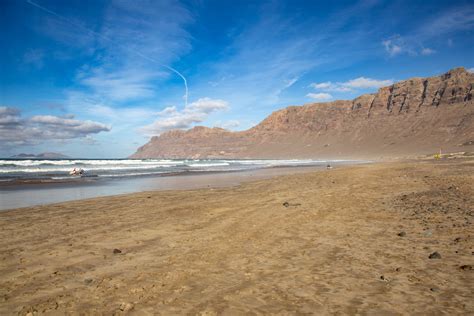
xmin=0 ymin=158 xmax=338 ymax=181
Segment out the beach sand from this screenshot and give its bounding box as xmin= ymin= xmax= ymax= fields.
xmin=0 ymin=159 xmax=473 ymax=315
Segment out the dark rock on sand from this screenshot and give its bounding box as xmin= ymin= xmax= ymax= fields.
xmin=283 ymin=202 xmax=290 ymax=207
xmin=397 ymin=231 xmax=406 ymax=237
xmin=113 ymin=248 xmax=122 ymax=254
xmin=84 ymin=278 xmax=93 ymax=284
xmin=429 ymin=252 xmax=441 ymax=259
xmin=459 ymin=265 xmax=473 ymax=270
xmin=120 ymin=302 xmax=134 ymax=311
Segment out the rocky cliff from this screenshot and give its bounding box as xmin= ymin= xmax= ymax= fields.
xmin=132 ymin=67 xmax=474 ymax=159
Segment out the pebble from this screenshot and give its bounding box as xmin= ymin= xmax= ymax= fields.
xmin=428 ymin=252 xmax=441 ymax=259
xmin=84 ymin=278 xmax=93 ymax=284
xmin=283 ymin=202 xmax=290 ymax=207
xmin=119 ymin=302 xmax=134 ymax=312
xmin=459 ymin=265 xmax=473 ymax=271
xmin=397 ymin=231 xmax=406 ymax=237
xmin=113 ymin=248 xmax=122 ymax=254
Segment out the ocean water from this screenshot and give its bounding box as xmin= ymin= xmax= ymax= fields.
xmin=0 ymin=158 xmax=338 ymax=182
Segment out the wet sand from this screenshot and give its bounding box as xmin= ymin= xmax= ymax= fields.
xmin=0 ymin=159 xmax=473 ymax=314
xmin=0 ymin=166 xmax=332 ymax=211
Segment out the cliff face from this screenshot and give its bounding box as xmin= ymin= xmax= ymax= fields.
xmin=132 ymin=67 xmax=474 ymax=159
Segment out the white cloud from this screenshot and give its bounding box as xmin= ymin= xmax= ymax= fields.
xmin=309 ymin=82 xmax=353 ymax=92
xmin=382 ymin=38 xmax=403 ymax=56
xmin=306 ymin=93 xmax=333 ymax=101
xmin=0 ymin=106 xmax=110 ymax=147
xmin=344 ymin=77 xmax=393 ymax=89
xmin=215 ymin=120 xmax=240 ymax=130
xmin=421 ymin=47 xmax=436 ymax=55
xmin=157 ymin=106 xmax=178 ymax=116
xmin=466 ymin=68 xmax=474 ymax=74
xmin=141 ymin=98 xmax=229 ymax=135
xmin=309 ymin=77 xmax=393 ymax=95
xmin=185 ymin=97 xmax=229 ymax=114
xmin=310 ymin=82 xmax=332 ymax=89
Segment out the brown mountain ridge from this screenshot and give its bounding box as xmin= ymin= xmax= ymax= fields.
xmin=131 ymin=67 xmax=474 ymax=159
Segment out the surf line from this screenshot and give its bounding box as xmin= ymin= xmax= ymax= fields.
xmin=26 ymin=0 xmax=189 ymax=107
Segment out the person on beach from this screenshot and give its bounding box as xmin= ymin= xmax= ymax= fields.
xmin=69 ymin=168 xmax=84 ymax=176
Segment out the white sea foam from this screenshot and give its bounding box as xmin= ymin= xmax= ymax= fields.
xmin=0 ymin=158 xmax=332 ymax=180
xmin=187 ymin=162 xmax=230 ymax=167
xmin=0 ymin=159 xmax=179 ymax=167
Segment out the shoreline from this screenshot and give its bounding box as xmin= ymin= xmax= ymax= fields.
xmin=0 ymin=163 xmax=331 ymax=187
xmin=0 ymin=164 xmax=341 ymax=211
xmin=0 ymin=159 xmax=472 ymax=314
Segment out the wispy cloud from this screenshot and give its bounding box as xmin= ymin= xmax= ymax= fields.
xmin=36 ymin=0 xmax=193 ymax=112
xmin=141 ymin=98 xmax=229 ymax=135
xmin=0 ymin=106 xmax=110 ymax=147
xmin=199 ymin=1 xmax=381 ymax=110
xmin=309 ymin=82 xmax=352 ymax=92
xmin=310 ymin=82 xmax=332 ymax=89
xmin=421 ymin=47 xmax=436 ymax=55
xmin=283 ymin=77 xmax=299 ymax=89
xmin=77 ymin=67 xmax=166 ymax=101
xmin=416 ymin=5 xmax=474 ymax=39
xmin=23 ymin=49 xmax=45 ymax=68
xmin=381 ymin=4 xmax=474 ymax=57
xmin=310 ymin=77 xmax=393 ymax=93
xmin=382 ymin=36 xmax=437 ymax=57
xmin=215 ymin=120 xmax=240 ymax=130
xmin=306 ymin=93 xmax=332 ymax=101
xmin=382 ymin=36 xmax=404 ymax=56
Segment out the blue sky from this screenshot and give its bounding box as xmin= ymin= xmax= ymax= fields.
xmin=1 ymin=0 xmax=474 ymax=158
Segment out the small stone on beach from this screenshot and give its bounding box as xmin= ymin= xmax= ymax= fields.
xmin=119 ymin=302 xmax=134 ymax=311
xmin=428 ymin=251 xmax=441 ymax=259
xmin=459 ymin=264 xmax=473 ymax=270
xmin=113 ymin=248 xmax=122 ymax=254
xmin=397 ymin=231 xmax=406 ymax=237
xmin=283 ymin=202 xmax=290 ymax=207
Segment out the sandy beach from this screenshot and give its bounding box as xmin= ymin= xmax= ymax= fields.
xmin=0 ymin=158 xmax=473 ymax=315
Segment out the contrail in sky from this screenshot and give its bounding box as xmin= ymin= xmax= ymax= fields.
xmin=26 ymin=0 xmax=189 ymax=107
